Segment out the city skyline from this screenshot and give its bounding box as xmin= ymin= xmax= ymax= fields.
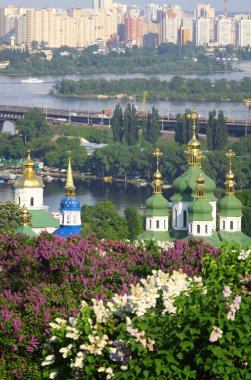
xmin=0 ymin=0 xmax=250 ymax=12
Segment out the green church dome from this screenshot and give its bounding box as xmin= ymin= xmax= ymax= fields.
xmin=145 ymin=194 xmax=169 ymax=217
xmin=172 ymin=166 xmax=216 ymax=202
xmin=188 ymin=198 xmax=213 ymax=221
xmin=219 ymin=194 xmax=242 ymax=217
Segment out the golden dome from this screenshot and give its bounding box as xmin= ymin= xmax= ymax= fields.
xmin=154 ymin=169 xmax=162 ymax=181
xmin=186 ymin=109 xmax=202 ymax=167
xmin=14 ymin=150 xmax=44 ymax=189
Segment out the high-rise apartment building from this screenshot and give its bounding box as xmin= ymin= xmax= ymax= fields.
xmin=195 ymin=18 xmax=210 ymax=45
xmin=145 ymin=3 xmax=159 ymax=22
xmin=217 ymin=18 xmax=235 ymax=46
xmin=160 ymin=5 xmax=182 ymax=44
xmin=125 ymin=6 xmax=141 ymax=46
xmin=238 ymin=19 xmax=251 ymax=47
xmin=93 ymin=0 xmax=113 ymax=10
xmin=195 ymin=3 xmax=215 ymax=19
xmin=12 ymin=6 xmax=118 ymax=48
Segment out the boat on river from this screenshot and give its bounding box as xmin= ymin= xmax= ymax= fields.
xmin=20 ymin=77 xmax=45 ymax=84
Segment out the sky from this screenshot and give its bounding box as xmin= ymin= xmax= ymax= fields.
xmin=0 ymin=0 xmax=250 ymax=12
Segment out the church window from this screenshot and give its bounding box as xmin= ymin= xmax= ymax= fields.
xmin=149 ymin=219 xmax=151 ymax=229
xmin=30 ymin=197 xmax=34 ymax=206
xmin=183 ymin=211 xmax=187 ymax=228
xmin=67 ymin=215 xmax=70 ymax=224
xmin=197 ymin=224 xmax=200 ymax=234
xmin=189 ymin=224 xmax=192 ymax=233
xmin=230 ymin=221 xmax=234 ymax=230
xmin=156 ymin=220 xmax=160 ymax=229
xmin=205 ymin=225 xmax=208 ymax=234
xmin=164 ymin=219 xmax=166 ymax=229
xmin=174 ymin=209 xmax=178 ymax=227
xmin=18 ymin=196 xmax=20 ymax=205
xmin=223 ymin=221 xmax=225 ymax=230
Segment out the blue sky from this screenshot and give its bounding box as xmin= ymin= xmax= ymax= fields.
xmin=0 ymin=0 xmax=250 ymax=12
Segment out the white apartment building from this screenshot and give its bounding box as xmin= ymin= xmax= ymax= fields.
xmin=195 ymin=3 xmax=215 ymax=19
xmin=160 ymin=5 xmax=182 ymax=44
xmin=13 ymin=7 xmax=117 ymax=48
xmin=217 ymin=18 xmax=235 ymax=46
xmin=238 ymin=19 xmax=251 ymax=47
xmin=195 ymin=18 xmax=210 ymax=46
xmin=145 ymin=3 xmax=159 ymax=22
xmin=93 ymin=0 xmax=113 ymax=9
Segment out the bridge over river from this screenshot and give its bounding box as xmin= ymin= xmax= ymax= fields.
xmin=0 ymin=105 xmax=250 ymax=137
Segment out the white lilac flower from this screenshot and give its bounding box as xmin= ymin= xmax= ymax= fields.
xmin=59 ymin=344 xmax=73 ymax=358
xmin=120 ymin=365 xmax=128 ymax=371
xmin=227 ymin=295 xmax=241 ymax=321
xmin=41 ymin=354 xmax=55 ymax=366
xmin=65 ymin=326 xmax=80 ymax=340
xmin=209 ymin=326 xmax=223 ymax=342
xmin=238 ymin=249 xmax=251 ymax=261
xmin=223 ymin=286 xmax=232 ymax=299
xmin=80 ymin=334 xmax=109 ymax=355
xmin=92 ymin=299 xmax=112 ymax=323
xmin=49 ymin=371 xmax=58 ymax=379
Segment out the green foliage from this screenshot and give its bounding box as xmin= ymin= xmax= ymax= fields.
xmin=175 ymin=110 xmax=199 ymax=145
xmin=236 ymin=189 xmax=251 ymax=237
xmin=111 ymin=104 xmax=124 ymax=143
xmin=142 ymin=107 xmax=161 ymax=144
xmin=124 ymin=104 xmax=138 ymax=146
xmin=52 ymin=75 xmax=251 ymax=101
xmin=0 ymin=201 xmax=22 ymax=233
xmin=81 ymin=201 xmax=129 ymax=240
xmin=62 ymin=124 xmax=112 ymax=143
xmin=17 ymin=108 xmax=50 ymax=143
xmin=124 ymin=207 xmax=143 ymax=241
xmin=43 ymin=243 xmax=251 ymax=379
xmin=1 ymin=44 xmax=230 ymax=76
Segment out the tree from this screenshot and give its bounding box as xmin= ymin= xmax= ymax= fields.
xmin=17 ymin=108 xmax=50 ymax=143
xmin=123 ymin=104 xmax=139 ymax=146
xmin=111 ymin=104 xmax=123 ymax=142
xmin=206 ymin=110 xmax=228 ymax=151
xmin=206 ymin=110 xmax=216 ymax=150
xmin=0 ymin=201 xmax=22 ymax=233
xmin=213 ymin=110 xmax=228 ymax=150
xmin=81 ymin=201 xmax=129 ymax=240
xmin=142 ymin=107 xmax=161 ymax=144
xmin=125 ymin=207 xmax=143 ymax=241
xmin=174 ymin=109 xmax=199 ymax=145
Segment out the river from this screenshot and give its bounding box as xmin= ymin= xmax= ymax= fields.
xmin=0 ymin=179 xmax=173 ymax=214
xmin=0 ymin=60 xmax=251 ymax=120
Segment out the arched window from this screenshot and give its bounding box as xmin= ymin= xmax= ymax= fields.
xmin=18 ymin=196 xmax=20 ymax=205
xmin=174 ymin=209 xmax=178 ymax=227
xmin=183 ymin=211 xmax=187 ymax=228
xmin=230 ymin=221 xmax=234 ymax=230
xmin=156 ymin=220 xmax=160 ymax=229
xmin=223 ymin=220 xmax=225 ymax=230
xmin=67 ymin=215 xmax=70 ymax=224
xmin=205 ymin=225 xmax=208 ymax=234
xmin=190 ymin=224 xmax=192 ymax=233
xmin=149 ymin=219 xmax=151 ymax=229
xmin=30 ymin=197 xmax=34 ymax=206
xmin=197 ymin=224 xmax=200 ymax=234
xmin=164 ymin=219 xmax=166 ymax=229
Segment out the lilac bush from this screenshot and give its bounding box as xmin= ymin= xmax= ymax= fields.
xmin=0 ymin=233 xmax=221 ymax=379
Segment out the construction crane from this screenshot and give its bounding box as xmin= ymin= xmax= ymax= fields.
xmin=140 ymin=91 xmax=148 ymax=115
xmin=224 ymin=0 xmax=228 ymax=18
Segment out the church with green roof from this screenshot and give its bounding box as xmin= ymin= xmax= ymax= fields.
xmin=14 ymin=150 xmax=59 ymax=235
xmin=138 ymin=109 xmax=250 ymax=246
